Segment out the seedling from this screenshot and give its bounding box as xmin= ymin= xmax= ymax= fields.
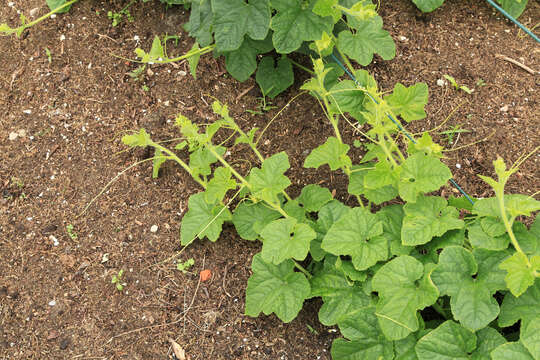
xmin=176 ymin=258 xmax=195 ymax=273
xmin=66 ymin=224 xmax=77 ymax=240
xmin=443 ymin=75 xmax=474 ymax=94
xmin=476 ymin=78 xmax=486 ymax=87
xmin=439 ymin=124 xmax=471 ymax=144
xmin=111 ymin=269 xmax=126 ymax=291
xmin=246 ymin=94 xmax=277 ymax=115
xmin=107 ymin=0 xmax=135 ymax=27
xmin=45 ymin=47 xmax=52 ymax=63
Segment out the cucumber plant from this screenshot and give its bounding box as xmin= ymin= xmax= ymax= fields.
xmin=412 ymin=0 xmax=529 ymax=18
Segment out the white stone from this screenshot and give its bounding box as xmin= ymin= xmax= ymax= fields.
xmin=436 ymin=79 xmax=446 ymax=87
xmin=9 ymin=132 xmax=18 ymax=141
xmin=23 ymin=109 xmax=32 ymax=114
xmin=48 ymin=300 xmax=56 ymax=306
xmin=150 ymin=225 xmax=158 ymax=233
xmin=500 ymin=105 xmax=509 ymax=112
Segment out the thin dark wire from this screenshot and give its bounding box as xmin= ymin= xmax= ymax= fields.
xmin=330 ymin=53 xmax=475 ymax=205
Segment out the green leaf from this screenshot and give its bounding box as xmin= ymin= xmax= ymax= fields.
xmin=412 ymin=0 xmax=445 ymax=13
xmin=497 ymin=0 xmax=529 ymax=19
xmin=491 ymin=342 xmax=535 ymax=360
xmin=329 ymin=79 xmax=366 ymax=115
xmin=270 ymin=0 xmax=333 ymax=54
xmin=467 ymin=222 xmax=510 ymax=251
xmin=180 ymin=193 xmax=232 ymax=245
xmin=255 ymin=56 xmax=294 ymax=98
xmin=331 ymin=307 xmax=394 ymax=359
xmin=500 ymin=252 xmax=539 ymax=297
xmin=498 ymin=279 xmax=540 ymax=327
xmin=432 ymin=247 xmax=507 ymax=331
xmin=204 ymin=167 xmax=237 ymax=204
xmin=521 ymin=316 xmax=540 ymax=359
xmin=473 ymin=195 xmax=540 ymax=219
xmin=152 ymin=148 xmax=168 ymax=179
xmin=398 ymin=153 xmax=452 ymax=203
xmin=322 ymin=208 xmax=387 ymax=271
xmin=377 ymin=205 xmax=413 ymax=256
xmin=283 ymin=199 xmax=308 ymax=223
xmin=223 ymin=35 xmax=274 ymax=81
xmin=336 ymin=17 xmax=395 ymax=66
xmin=385 ymin=83 xmax=429 ymax=122
xmin=298 ymin=184 xmax=333 ymax=212
xmin=313 ymin=0 xmax=340 ymax=19
xmin=480 ymin=216 xmax=507 ymax=237
xmin=187 ymin=42 xmax=202 ymax=79
xmin=304 ymin=137 xmax=352 ymax=171
xmin=189 ymin=146 xmax=225 ymax=177
xmin=415 ymin=321 xmax=476 ymax=360
xmin=211 ymin=0 xmax=270 ymax=51
xmin=310 ymin=265 xmax=371 ymax=325
xmin=185 ymin=0 xmax=214 ymax=47
xmin=473 ymin=327 xmax=507 ymax=360
xmin=402 ymin=196 xmax=464 ymax=246
xmin=372 ymin=256 xmax=439 ymax=340
xmin=248 ymin=151 xmax=291 ymax=204
xmin=46 ymin=0 xmax=72 ymax=13
xmin=232 ymin=200 xmax=281 ymax=240
xmin=122 ymin=128 xmax=152 ymax=147
xmin=260 ymin=218 xmax=315 ymax=264
xmin=245 ymin=253 xmax=310 ymax=322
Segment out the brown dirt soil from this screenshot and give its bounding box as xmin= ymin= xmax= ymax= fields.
xmin=0 ymin=0 xmax=538 ymax=359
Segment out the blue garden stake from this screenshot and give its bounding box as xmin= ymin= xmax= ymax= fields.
xmin=330 ymin=53 xmax=476 ymax=205
xmin=485 ymin=0 xmax=540 ymax=43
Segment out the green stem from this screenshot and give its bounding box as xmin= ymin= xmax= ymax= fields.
xmin=496 ymin=186 xmax=525 ymax=256
xmin=111 ymin=45 xmax=215 ymax=65
xmin=149 ymin=141 xmax=207 ymax=189
xmin=432 ymin=302 xmax=450 ymax=320
xmin=13 ymin=0 xmax=79 ymax=36
xmin=289 ymin=59 xmax=314 ymax=74
xmin=293 ymin=260 xmax=312 ymax=279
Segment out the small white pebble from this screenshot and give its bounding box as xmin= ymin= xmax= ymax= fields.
xmin=49 ymin=235 xmax=59 ymax=246
xmin=9 ymin=132 xmax=18 ymax=141
xmin=8 ymin=2 xmax=14 ymax=7
xmin=178 ymin=70 xmax=187 ymax=77
xmin=23 ymin=109 xmax=32 ymax=114
xmin=500 ymin=105 xmax=509 ymax=112
xmin=48 ymin=300 xmax=56 ymax=306
xmin=436 ymin=79 xmax=445 ymax=87
xmin=60 ymin=34 xmax=65 ymax=41
xmin=150 ymin=225 xmax=158 ymax=233
xmin=398 ymin=35 xmax=408 ymax=42
xmin=456 ymin=163 xmax=462 ymax=169
xmin=50 ymin=14 xmax=56 ymax=19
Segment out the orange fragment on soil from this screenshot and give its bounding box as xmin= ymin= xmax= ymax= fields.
xmin=199 ymin=269 xmax=212 ymax=282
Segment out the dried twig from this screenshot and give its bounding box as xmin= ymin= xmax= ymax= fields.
xmin=235 ymin=85 xmax=255 ymax=103
xmin=222 ymin=264 xmax=232 ymax=298
xmin=495 ymin=54 xmax=538 ymax=75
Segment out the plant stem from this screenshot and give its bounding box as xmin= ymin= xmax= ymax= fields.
xmin=496 ymin=186 xmax=525 ymax=256
xmin=14 ymin=0 xmax=79 ymax=36
xmin=293 ymin=260 xmax=312 ymax=279
xmin=432 ymin=302 xmax=450 ymax=320
xmin=289 ymin=59 xmax=314 ymax=74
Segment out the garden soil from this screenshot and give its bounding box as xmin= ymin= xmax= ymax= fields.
xmin=0 ymin=0 xmax=538 ymax=359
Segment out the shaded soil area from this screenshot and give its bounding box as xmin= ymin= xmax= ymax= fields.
xmin=0 ymin=0 xmax=538 ymax=359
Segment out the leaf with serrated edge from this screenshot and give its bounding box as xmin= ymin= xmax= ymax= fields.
xmin=298 ymin=184 xmax=333 ymax=212
xmin=498 ymin=279 xmax=540 ymax=327
xmin=402 ymin=196 xmax=464 ymax=246
xmin=415 ymin=321 xmax=476 ymax=360
xmin=304 ymin=137 xmax=351 ymax=171
xmin=204 ymin=167 xmax=237 ymax=204
xmin=245 ymin=253 xmax=310 ymax=322
xmin=491 ymin=342 xmax=535 ymax=360
xmin=412 ymin=0 xmax=445 ymax=13
xmin=322 ymin=208 xmax=387 ymax=271
xmin=232 ymin=201 xmax=281 ymax=240
xmin=398 ymin=153 xmax=452 ymax=203
xmin=180 ymin=193 xmax=232 ymax=245
xmin=255 ymin=56 xmax=294 ymax=98
xmin=248 ymin=151 xmax=291 ymax=204
xmin=468 ymin=222 xmax=510 ymax=251
xmin=432 ymin=247 xmax=507 ymax=331
xmin=385 ymin=83 xmax=429 ymax=122
xmin=372 ymin=256 xmax=439 ymax=340
xmin=472 ymin=327 xmax=506 ymax=360
xmin=260 ymin=218 xmax=315 ymax=264
xmin=500 ymin=252 xmax=539 ymax=297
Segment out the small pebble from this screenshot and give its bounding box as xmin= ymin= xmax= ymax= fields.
xmin=60 ymin=34 xmax=65 ymax=41
xmin=436 ymin=79 xmax=445 ymax=87
xmin=500 ymin=105 xmax=509 ymax=112
xmin=178 ymin=70 xmax=187 ymax=77
xmin=398 ymin=35 xmax=408 ymax=42
xmin=48 ymin=300 xmax=57 ymax=306
xmin=29 ymin=8 xmax=39 ymax=17
xmin=9 ymin=132 xmax=18 ymax=141
xmin=150 ymin=225 xmax=158 ymax=233
xmin=23 ymin=109 xmax=32 ymax=114
xmin=456 ymin=163 xmax=461 ymax=169
xmin=49 ymin=235 xmax=59 ymax=246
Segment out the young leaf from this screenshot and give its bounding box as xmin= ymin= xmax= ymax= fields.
xmin=255 ymin=56 xmax=294 ymax=98
xmin=377 ymin=205 xmax=413 ymax=256
xmin=248 ymin=151 xmax=291 ymax=204
xmin=122 ymin=128 xmax=152 ymax=147
xmin=223 ymin=35 xmax=274 ymax=81
xmin=474 ymin=327 xmax=507 ymax=360
xmin=412 ymin=0 xmax=445 ymax=13
xmin=491 ymin=342 xmax=535 ymax=360
xmin=180 ymin=193 xmax=232 ymax=245
xmin=297 ymin=184 xmax=333 ymax=212
xmin=473 ymin=195 xmax=540 ymax=219
xmin=260 ymin=218 xmax=316 ymax=264
xmin=189 ymin=146 xmax=226 ymax=177
xmin=204 ymin=167 xmax=237 ymax=204
xmin=499 ymin=252 xmax=539 ymax=297
xmin=401 ymin=196 xmax=464 ymax=246
xmin=336 ymin=17 xmax=395 ymax=66
xmin=187 ymin=42 xmax=202 ymax=79
xmin=521 ymin=316 xmax=540 ymax=359
xmin=304 ymin=137 xmax=352 ymax=171
xmin=329 ymin=79 xmax=366 ymax=115
xmin=310 ymin=265 xmax=371 ymax=325
xmin=398 ymin=153 xmax=452 ymax=203
xmin=270 ymin=0 xmax=333 ymax=54
xmin=498 ymin=279 xmax=540 ymax=327
xmin=245 ymin=253 xmax=310 ymax=322
xmin=372 ymin=256 xmax=439 ymax=340
xmin=385 ymin=83 xmax=429 ymax=122
xmin=331 ymin=307 xmax=394 ymax=359
xmin=415 ymin=321 xmax=476 ymax=360
xmin=467 ymin=222 xmax=510 ymax=251
xmin=322 ymin=208 xmax=387 ymax=271
xmin=211 ymin=0 xmax=270 ymax=52
xmin=497 ymin=0 xmax=529 ymax=19
xmin=46 ymin=0 xmax=72 ymax=13
xmin=431 ymin=247 xmax=507 ymax=331
xmin=232 ymin=200 xmax=281 ymax=240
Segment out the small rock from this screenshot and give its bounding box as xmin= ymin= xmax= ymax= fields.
xmin=178 ymin=70 xmax=187 ymax=77
xmin=59 ymin=338 xmax=70 ymax=350
xmin=9 ymin=132 xmax=18 ymax=141
xmin=47 ymin=330 xmax=59 ymax=340
xmin=147 ymin=68 xmax=154 ymax=76
xmin=456 ymin=163 xmax=462 ymax=169
xmin=29 ymin=8 xmax=39 ymax=17
xmin=60 ymin=34 xmax=65 ymax=41
xmin=23 ymin=109 xmax=32 ymax=114
xmin=500 ymin=105 xmax=509 ymax=112
xmin=49 ymin=235 xmax=59 ymax=246
xmin=436 ymin=79 xmax=446 ymax=87
xmin=48 ymin=300 xmax=57 ymax=306
xmin=17 ymin=129 xmax=26 ymax=137
xmin=150 ymin=225 xmax=158 ymax=233
xmin=398 ymin=35 xmax=408 ymax=42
